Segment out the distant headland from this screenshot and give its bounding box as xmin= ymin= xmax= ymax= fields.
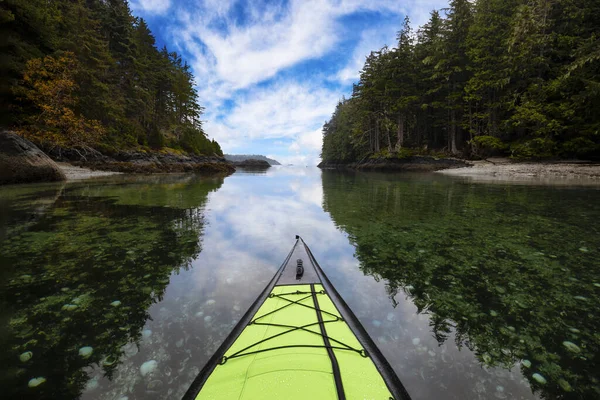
xmin=224 ymin=154 xmax=281 ymax=165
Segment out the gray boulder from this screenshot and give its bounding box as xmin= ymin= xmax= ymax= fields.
xmin=0 ymin=131 xmax=66 ymax=185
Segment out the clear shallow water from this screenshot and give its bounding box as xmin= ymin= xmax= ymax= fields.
xmin=0 ymin=168 xmax=598 ymax=400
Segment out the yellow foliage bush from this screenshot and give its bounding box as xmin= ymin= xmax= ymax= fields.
xmin=17 ymin=52 xmax=105 ymax=148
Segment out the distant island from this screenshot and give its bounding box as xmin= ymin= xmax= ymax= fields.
xmin=224 ymin=155 xmax=281 ymax=165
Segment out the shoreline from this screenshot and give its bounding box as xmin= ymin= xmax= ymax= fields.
xmin=49 ymin=148 xmax=236 ymax=176
xmin=57 ymin=162 xmax=122 ymax=180
xmin=318 ymin=156 xmax=470 ymax=171
xmin=436 ymin=158 xmax=600 ymax=185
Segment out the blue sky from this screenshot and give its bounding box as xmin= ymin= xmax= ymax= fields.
xmin=130 ymin=0 xmax=448 ymax=165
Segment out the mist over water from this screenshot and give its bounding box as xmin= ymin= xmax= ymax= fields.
xmin=1 ymin=168 xmax=598 ymax=399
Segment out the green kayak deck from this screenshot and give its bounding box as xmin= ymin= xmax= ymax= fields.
xmin=184 ymin=237 xmax=410 ymax=400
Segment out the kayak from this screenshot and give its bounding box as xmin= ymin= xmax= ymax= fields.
xmin=183 ymin=236 xmax=411 ymax=400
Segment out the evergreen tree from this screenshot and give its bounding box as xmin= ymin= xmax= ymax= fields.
xmin=1 ymin=0 xmax=224 ymax=156
xmin=320 ymin=0 xmax=599 ymax=162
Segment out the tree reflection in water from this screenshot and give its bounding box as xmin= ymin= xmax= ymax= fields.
xmin=0 ymin=175 xmax=224 ymax=400
xmin=322 ymin=170 xmax=599 ymax=400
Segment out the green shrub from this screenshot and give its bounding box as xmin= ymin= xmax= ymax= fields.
xmin=561 ymin=137 xmax=599 ymax=158
xmin=510 ymin=138 xmax=557 ymax=159
xmin=470 ymin=135 xmax=508 ymax=158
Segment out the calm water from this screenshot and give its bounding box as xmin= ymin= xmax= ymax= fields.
xmin=1 ymin=168 xmax=598 ymax=400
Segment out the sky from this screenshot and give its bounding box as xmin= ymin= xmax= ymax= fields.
xmin=129 ymin=0 xmax=449 ymax=165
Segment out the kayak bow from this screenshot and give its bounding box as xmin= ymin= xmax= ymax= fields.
xmin=184 ymin=236 xmax=411 ymax=400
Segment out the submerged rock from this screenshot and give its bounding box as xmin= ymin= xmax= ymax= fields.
xmin=19 ymin=351 xmax=33 ymax=362
xmin=78 ymin=346 xmax=93 ymax=358
xmin=28 ymin=377 xmax=46 ymax=387
xmin=148 ymin=379 xmax=163 ymax=390
xmin=412 ymin=338 xmax=420 ymax=346
xmin=532 ymin=373 xmax=547 ymax=384
xmin=62 ymin=304 xmax=79 ymax=311
xmin=123 ymin=343 xmax=138 ymax=358
xmin=142 ymin=329 xmax=152 ymax=339
xmin=558 ymin=379 xmax=573 ymax=392
xmin=562 ymin=341 xmax=581 ymax=353
xmin=85 ymin=378 xmax=99 ymax=391
xmin=140 ymin=360 xmax=158 ymax=377
xmin=101 ymin=356 xmax=117 ymax=366
xmin=110 ymin=300 xmax=122 ymax=307
xmin=521 ymin=359 xmax=532 ymax=368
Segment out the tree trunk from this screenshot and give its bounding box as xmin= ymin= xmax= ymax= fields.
xmin=386 ymin=121 xmax=392 ymax=152
xmin=395 ymin=114 xmax=405 ymax=151
xmin=450 ymin=109 xmax=458 ymax=155
xmin=374 ymin=121 xmax=380 ymax=152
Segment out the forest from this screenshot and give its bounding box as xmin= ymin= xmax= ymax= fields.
xmin=321 ymin=0 xmax=600 ymax=163
xmin=0 ymin=0 xmax=223 ymax=157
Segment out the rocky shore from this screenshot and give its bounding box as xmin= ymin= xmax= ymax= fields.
xmin=1 ymin=130 xmax=236 ymax=185
xmin=0 ymin=131 xmax=66 ymax=185
xmin=318 ymin=156 xmax=471 ymax=171
xmin=47 ymin=147 xmax=236 ymax=175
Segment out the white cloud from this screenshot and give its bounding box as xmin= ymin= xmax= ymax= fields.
xmin=165 ymin=0 xmax=449 ymax=160
xmin=177 ymin=1 xmax=414 ymax=99
xmin=203 ymin=80 xmax=337 ymax=164
xmin=289 ymin=128 xmax=322 ymax=153
xmin=225 ymin=82 xmax=338 ymax=139
xmin=131 ymin=0 xmax=172 ymax=14
xmin=336 ymin=28 xmax=397 ymax=83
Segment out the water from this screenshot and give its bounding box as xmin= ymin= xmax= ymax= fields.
xmin=0 ymin=168 xmax=598 ymax=400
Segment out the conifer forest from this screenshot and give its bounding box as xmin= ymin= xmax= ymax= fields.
xmin=321 ymin=0 xmax=600 ymax=163
xmin=0 ymin=0 xmax=223 ymax=156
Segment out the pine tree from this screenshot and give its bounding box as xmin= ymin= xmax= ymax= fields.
xmin=441 ymin=0 xmax=473 ymax=154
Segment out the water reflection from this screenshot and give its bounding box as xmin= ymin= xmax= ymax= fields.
xmin=0 ymin=175 xmax=223 ymax=400
xmin=322 ymin=170 xmax=600 ymax=400
xmin=1 ymin=168 xmax=598 ymax=400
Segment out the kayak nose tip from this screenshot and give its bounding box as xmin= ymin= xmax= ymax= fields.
xmin=295 ymin=234 xmax=300 ymax=239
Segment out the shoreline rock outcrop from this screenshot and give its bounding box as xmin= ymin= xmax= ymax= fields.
xmin=0 ymin=131 xmax=66 ymax=185
xmin=45 ymin=147 xmax=235 ymax=175
xmin=318 ymin=156 xmax=471 ymax=172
